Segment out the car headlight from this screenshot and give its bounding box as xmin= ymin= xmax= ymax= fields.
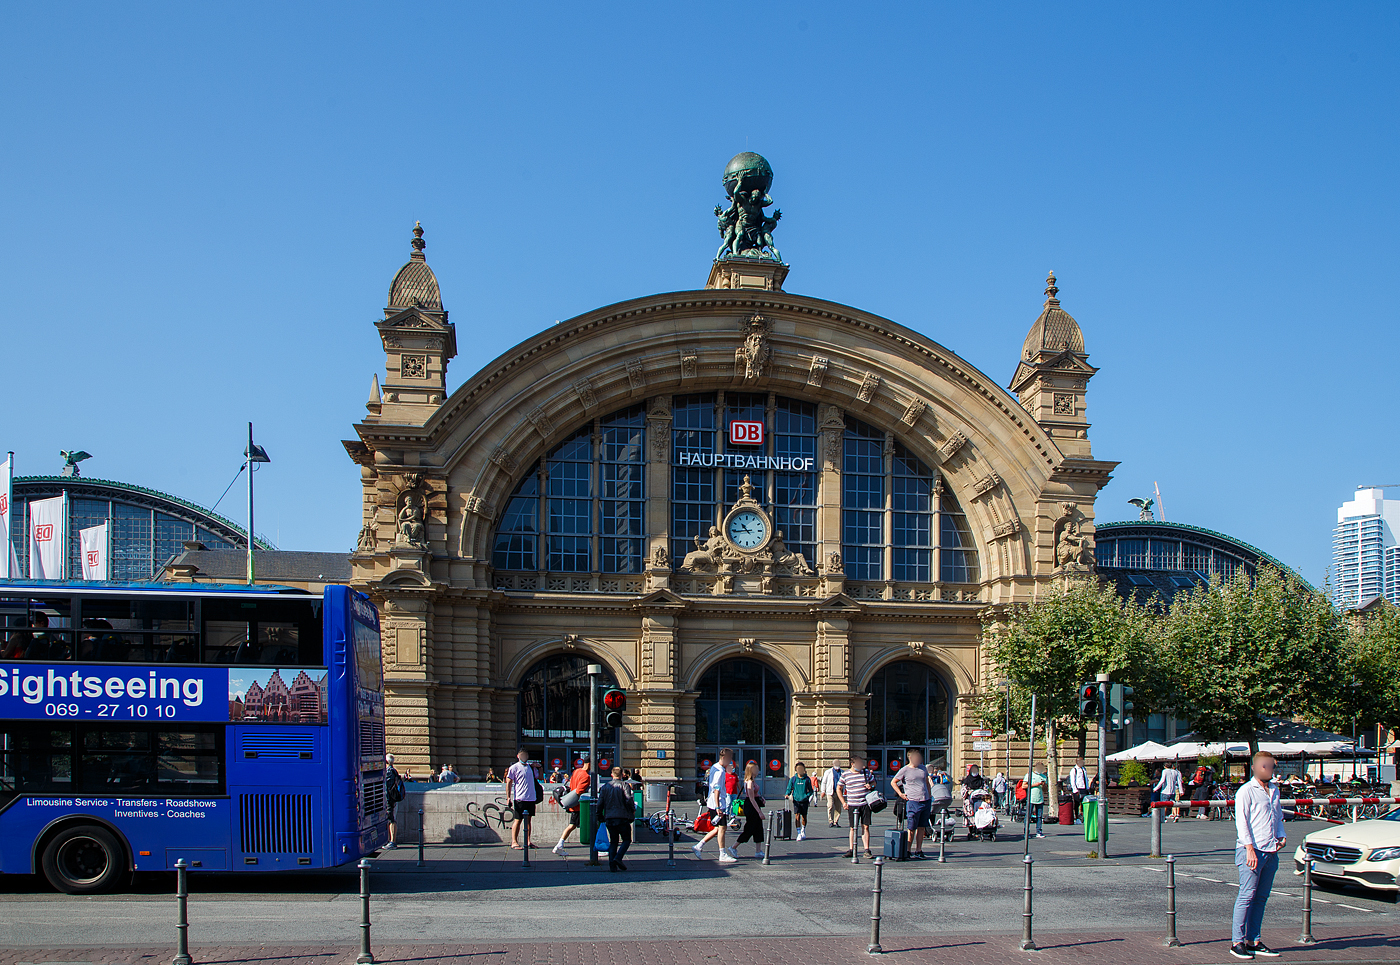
xmin=1366 ymin=847 xmax=1400 ymax=862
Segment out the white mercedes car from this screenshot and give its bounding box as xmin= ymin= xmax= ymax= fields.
xmin=1292 ymin=807 xmax=1400 ymax=893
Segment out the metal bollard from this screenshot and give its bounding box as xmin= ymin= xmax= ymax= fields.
xmin=417 ymin=807 xmax=425 ymax=867
xmin=1019 ymin=853 xmax=1037 ymax=951
xmin=1150 ymin=806 xmax=1163 ymax=858
xmin=762 ymin=810 xmax=773 ymax=865
xmin=667 ymin=808 xmax=676 ymax=868
xmin=938 ymin=810 xmax=947 ymax=863
xmin=172 ymin=858 xmax=192 ymax=965
xmin=1164 ymin=855 xmax=1180 ymax=947
xmin=1298 ymin=859 xmax=1316 ymax=944
xmin=867 ymin=856 xmax=885 ymax=954
xmin=356 ymin=858 xmax=373 ymax=964
xmin=521 ymin=812 xmax=531 ymax=869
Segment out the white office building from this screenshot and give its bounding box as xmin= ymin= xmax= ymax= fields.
xmin=1333 ymin=488 xmax=1400 ymax=608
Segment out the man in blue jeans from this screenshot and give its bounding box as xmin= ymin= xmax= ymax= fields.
xmin=1230 ymin=750 xmax=1285 ymax=959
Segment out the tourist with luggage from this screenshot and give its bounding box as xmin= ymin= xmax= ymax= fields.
xmin=785 ymin=761 xmax=814 ymax=841
xmin=599 ymin=765 xmax=636 ymax=871
xmin=552 ymin=756 xmax=593 ymax=856
xmin=694 ymin=748 xmax=738 ymax=863
xmin=837 ymin=753 xmax=873 ymax=859
xmin=891 ymin=748 xmax=935 ymax=858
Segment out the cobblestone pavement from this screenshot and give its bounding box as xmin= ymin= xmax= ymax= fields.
xmin=1 ymin=928 xmax=1397 ymax=965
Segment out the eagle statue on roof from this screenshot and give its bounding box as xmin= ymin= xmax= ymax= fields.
xmin=60 ymin=450 xmax=92 ymax=478
xmin=1128 ymin=497 xmax=1156 ymax=522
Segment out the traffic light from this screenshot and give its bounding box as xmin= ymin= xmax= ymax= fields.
xmin=1109 ymin=683 xmax=1135 ymax=729
xmin=602 ymin=687 xmax=627 ymax=729
xmin=1078 ymin=683 xmax=1099 ymax=718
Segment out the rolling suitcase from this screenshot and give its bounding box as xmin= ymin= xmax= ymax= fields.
xmin=776 ymin=809 xmax=793 ymax=840
xmin=883 ymin=828 xmax=908 ymax=861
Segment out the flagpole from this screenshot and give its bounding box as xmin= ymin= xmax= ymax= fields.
xmin=247 ymin=422 xmax=255 ymax=585
xmin=61 ymin=491 xmax=70 ymax=581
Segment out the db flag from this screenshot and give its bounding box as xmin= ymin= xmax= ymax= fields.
xmin=28 ymin=495 xmax=68 ymax=580
xmin=0 ymin=454 xmax=16 ymax=579
xmin=80 ymin=522 xmax=109 ymax=581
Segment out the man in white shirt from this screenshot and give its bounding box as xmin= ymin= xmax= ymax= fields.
xmin=819 ymin=760 xmax=845 ymax=827
xmin=1069 ymin=758 xmax=1090 ymax=824
xmin=693 ymin=748 xmax=737 ymax=863
xmin=505 ymin=749 xmax=538 ymax=850
xmin=1230 ymin=750 xmax=1285 ymax=959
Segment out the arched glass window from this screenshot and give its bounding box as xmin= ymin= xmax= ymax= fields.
xmin=694 ymin=658 xmax=790 ymax=782
xmin=517 ymin=653 xmax=618 ymax=772
xmin=842 ymin=416 xmax=979 ymax=584
xmin=866 ymin=660 xmax=952 ymax=772
xmin=491 ymin=405 xmax=646 ymax=574
xmin=669 ymin=393 xmax=818 ymax=571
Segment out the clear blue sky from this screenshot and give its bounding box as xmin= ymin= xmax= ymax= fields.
xmin=3 ymin=3 xmax=1396 ymax=587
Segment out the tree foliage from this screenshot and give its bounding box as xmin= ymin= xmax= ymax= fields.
xmin=1158 ymin=565 xmax=1349 ymax=749
xmin=1330 ymin=599 xmax=1400 ymax=738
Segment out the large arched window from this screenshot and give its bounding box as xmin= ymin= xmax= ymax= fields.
xmin=694 ymin=658 xmax=790 ymax=785
xmin=491 ymin=405 xmax=647 ymax=573
xmin=517 ymin=654 xmax=618 ymax=772
xmin=841 ymin=416 xmax=978 ymax=584
xmin=669 ymin=393 xmax=818 ymax=570
xmin=866 ymin=660 xmax=953 ymax=773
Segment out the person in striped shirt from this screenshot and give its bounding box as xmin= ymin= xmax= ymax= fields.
xmin=836 ymin=753 xmax=873 ymax=858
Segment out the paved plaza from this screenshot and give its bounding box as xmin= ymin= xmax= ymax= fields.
xmin=1 ymin=812 xmax=1395 ymax=963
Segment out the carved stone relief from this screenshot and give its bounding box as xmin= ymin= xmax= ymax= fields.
xmin=572 ymin=376 xmax=599 ymax=409
xmin=938 ymin=430 xmax=968 ymax=462
xmin=857 ymin=372 xmax=881 ymax=403
xmin=901 ymin=399 xmax=926 ymax=427
xmin=527 ymin=406 xmax=554 ymax=437
xmin=808 ymin=356 xmax=829 ymax=387
xmin=626 ymin=358 xmax=646 ymax=390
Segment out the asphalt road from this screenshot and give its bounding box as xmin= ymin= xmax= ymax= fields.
xmin=1 ymin=812 xmax=1393 ymax=947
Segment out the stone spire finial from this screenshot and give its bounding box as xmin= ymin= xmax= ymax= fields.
xmin=1044 ymin=270 xmax=1059 ymax=302
xmin=410 ymin=221 xmax=426 ymax=261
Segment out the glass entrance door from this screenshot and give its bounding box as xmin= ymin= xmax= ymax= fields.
xmin=694 ymin=658 xmax=790 ymax=799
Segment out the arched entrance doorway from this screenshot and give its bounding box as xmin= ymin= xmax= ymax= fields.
xmin=866 ymin=661 xmax=953 ymax=780
xmin=694 ymin=658 xmax=789 ymax=795
xmin=517 ymin=654 xmax=618 ymax=775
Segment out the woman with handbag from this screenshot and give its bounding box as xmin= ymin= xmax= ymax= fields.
xmin=733 ymin=762 xmax=767 ymax=859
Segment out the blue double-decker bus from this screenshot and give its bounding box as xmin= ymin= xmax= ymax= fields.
xmin=0 ymin=580 xmax=389 ymax=892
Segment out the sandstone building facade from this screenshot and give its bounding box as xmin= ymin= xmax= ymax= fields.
xmin=344 ymin=184 xmax=1116 ymax=789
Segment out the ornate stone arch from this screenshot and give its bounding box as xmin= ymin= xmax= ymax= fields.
xmin=425 ymin=291 xmax=1069 ymax=595
xmin=503 ymin=637 xmax=636 ymax=691
xmin=681 ymin=642 xmax=809 ymax=696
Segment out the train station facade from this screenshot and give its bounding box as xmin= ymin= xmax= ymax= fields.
xmin=344 ymin=162 xmax=1117 ymax=786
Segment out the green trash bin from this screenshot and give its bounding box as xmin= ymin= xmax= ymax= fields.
xmin=578 ymin=795 xmax=595 ymax=844
xmin=1084 ymin=798 xmax=1106 ymax=843
xmin=633 ymin=789 xmax=645 ymax=826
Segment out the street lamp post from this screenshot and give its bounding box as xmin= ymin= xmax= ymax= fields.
xmin=1350 ymin=681 xmax=1361 ymax=781
xmin=997 ymin=680 xmax=1013 ymax=788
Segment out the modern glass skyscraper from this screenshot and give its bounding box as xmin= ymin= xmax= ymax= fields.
xmin=1333 ymin=488 xmax=1400 ymax=608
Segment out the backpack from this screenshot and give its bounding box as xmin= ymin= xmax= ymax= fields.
xmin=1014 ymin=778 xmax=1027 ymax=801
xmin=386 ymin=767 xmax=405 ymax=804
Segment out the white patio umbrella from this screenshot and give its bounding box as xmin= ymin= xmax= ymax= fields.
xmin=1106 ymin=740 xmax=1173 ymax=763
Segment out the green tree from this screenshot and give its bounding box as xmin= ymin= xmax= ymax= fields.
xmin=1159 ymin=565 xmax=1349 ymax=751
xmin=982 ymin=577 xmax=1155 ymax=811
xmin=1328 ymin=600 xmax=1400 ymax=753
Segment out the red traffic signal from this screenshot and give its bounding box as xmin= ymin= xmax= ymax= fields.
xmin=602 ymin=687 xmax=627 ymax=728
xmin=1078 ymin=683 xmax=1099 ymax=717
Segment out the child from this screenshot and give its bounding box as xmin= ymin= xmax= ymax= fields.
xmin=785 ymin=762 xmax=814 ymax=841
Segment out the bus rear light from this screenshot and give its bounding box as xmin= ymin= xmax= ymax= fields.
xmin=139 ymin=851 xmax=151 ymax=856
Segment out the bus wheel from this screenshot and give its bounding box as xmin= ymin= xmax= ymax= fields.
xmin=41 ymin=825 xmax=127 ymax=894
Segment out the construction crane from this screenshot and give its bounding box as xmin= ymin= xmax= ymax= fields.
xmin=1358 ymin=483 xmax=1400 ymax=490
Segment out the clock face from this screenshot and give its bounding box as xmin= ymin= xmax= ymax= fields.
xmin=727 ymin=510 xmax=768 ymax=550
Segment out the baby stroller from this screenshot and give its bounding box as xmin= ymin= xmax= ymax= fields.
xmin=963 ymin=787 xmax=999 ymax=841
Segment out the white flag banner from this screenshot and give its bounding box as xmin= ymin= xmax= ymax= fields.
xmin=80 ymin=522 xmax=109 ymax=581
xmin=0 ymin=454 xmax=14 ymax=579
xmin=28 ymin=495 xmax=67 ymax=580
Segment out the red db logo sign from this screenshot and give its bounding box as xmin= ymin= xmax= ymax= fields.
xmin=0 ymin=493 xmax=7 ymax=514
xmin=729 ymin=420 xmax=764 ymax=446
xmin=87 ymin=551 xmax=100 ymax=567
xmin=35 ymin=524 xmax=54 ymax=542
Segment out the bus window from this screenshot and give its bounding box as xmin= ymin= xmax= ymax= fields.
xmin=1 ymin=727 xmax=74 ymax=795
xmin=77 ymin=597 xmax=197 ymax=663
xmin=202 ymin=599 xmax=321 ymax=665
xmin=156 ymin=731 xmax=221 ymax=786
xmin=1 ymin=598 xmax=75 ymax=661
xmin=81 ymin=730 xmax=156 ymax=792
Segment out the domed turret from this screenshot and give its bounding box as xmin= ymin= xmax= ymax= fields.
xmin=387 ymin=222 xmax=443 ymax=311
xmin=1019 ymin=271 xmax=1084 ymax=359
xmin=1008 ymin=272 xmax=1098 ymax=458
